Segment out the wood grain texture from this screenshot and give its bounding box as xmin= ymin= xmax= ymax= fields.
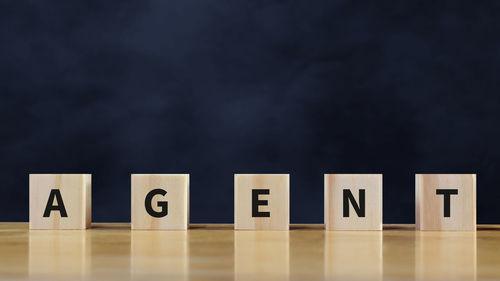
xmin=324 ymin=174 xmax=383 ymax=230
xmin=0 ymin=223 xmax=499 ymax=281
xmin=234 ymin=174 xmax=289 ymax=230
xmin=131 ymin=174 xmax=189 ymax=230
xmin=416 ymin=174 xmax=476 ymax=231
xmin=29 ymin=174 xmax=91 ymax=230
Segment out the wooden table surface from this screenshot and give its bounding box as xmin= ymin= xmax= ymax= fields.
xmin=0 ymin=223 xmax=499 ymax=280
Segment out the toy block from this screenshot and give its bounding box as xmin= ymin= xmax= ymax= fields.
xmin=324 ymin=174 xmax=383 ymax=230
xmin=29 ymin=174 xmax=91 ymax=230
xmin=415 ymin=174 xmax=476 ymax=231
xmin=234 ymin=174 xmax=289 ymax=230
xmin=131 ymin=174 xmax=189 ymax=230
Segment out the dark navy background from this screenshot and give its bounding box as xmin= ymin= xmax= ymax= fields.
xmin=1 ymin=1 xmax=499 ymax=223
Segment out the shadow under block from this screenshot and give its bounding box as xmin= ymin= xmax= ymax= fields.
xmin=324 ymin=174 xmax=383 ymax=230
xmin=416 ymin=174 xmax=476 ymax=231
xmin=131 ymin=174 xmax=189 ymax=230
xmin=29 ymin=174 xmax=91 ymax=230
xmin=234 ymin=174 xmax=289 ymax=230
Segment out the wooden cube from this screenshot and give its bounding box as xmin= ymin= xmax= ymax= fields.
xmin=416 ymin=174 xmax=476 ymax=231
xmin=234 ymin=174 xmax=289 ymax=230
xmin=131 ymin=174 xmax=189 ymax=230
xmin=324 ymin=174 xmax=383 ymax=230
xmin=29 ymin=174 xmax=91 ymax=230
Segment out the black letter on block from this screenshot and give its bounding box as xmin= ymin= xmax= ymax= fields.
xmin=43 ymin=189 xmax=68 ymax=217
xmin=343 ymin=189 xmax=365 ymax=217
xmin=252 ymin=189 xmax=270 ymax=217
xmin=436 ymin=189 xmax=458 ymax=217
xmin=145 ymin=189 xmax=168 ymax=218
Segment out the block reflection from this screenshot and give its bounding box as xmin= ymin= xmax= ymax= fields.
xmin=29 ymin=230 xmax=90 ymax=277
xmin=415 ymin=231 xmax=476 ymax=281
xmin=234 ymin=231 xmax=289 ymax=281
xmin=324 ymin=231 xmax=383 ymax=280
xmin=130 ymin=231 xmax=188 ymax=280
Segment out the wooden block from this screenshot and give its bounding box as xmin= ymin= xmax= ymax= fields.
xmin=29 ymin=174 xmax=91 ymax=230
xmin=324 ymin=174 xmax=383 ymax=230
xmin=234 ymin=174 xmax=289 ymax=230
xmin=416 ymin=174 xmax=476 ymax=231
xmin=131 ymin=174 xmax=189 ymax=230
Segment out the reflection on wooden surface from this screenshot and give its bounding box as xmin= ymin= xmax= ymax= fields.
xmin=477 ymin=225 xmax=500 ymax=280
xmin=0 ymin=224 xmax=497 ymax=280
xmin=0 ymin=223 xmax=28 ymax=279
xmin=415 ymin=231 xmax=477 ymax=281
xmin=187 ymin=225 xmax=234 ymax=281
xmin=29 ymin=230 xmax=90 ymax=277
xmin=382 ymin=227 xmax=416 ymax=279
xmin=324 ymin=231 xmax=383 ymax=280
xmin=88 ymin=223 xmax=131 ymax=280
xmin=130 ymin=231 xmax=188 ymax=280
xmin=289 ymin=226 xmax=324 ymax=280
xmin=234 ymin=231 xmax=289 ymax=281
